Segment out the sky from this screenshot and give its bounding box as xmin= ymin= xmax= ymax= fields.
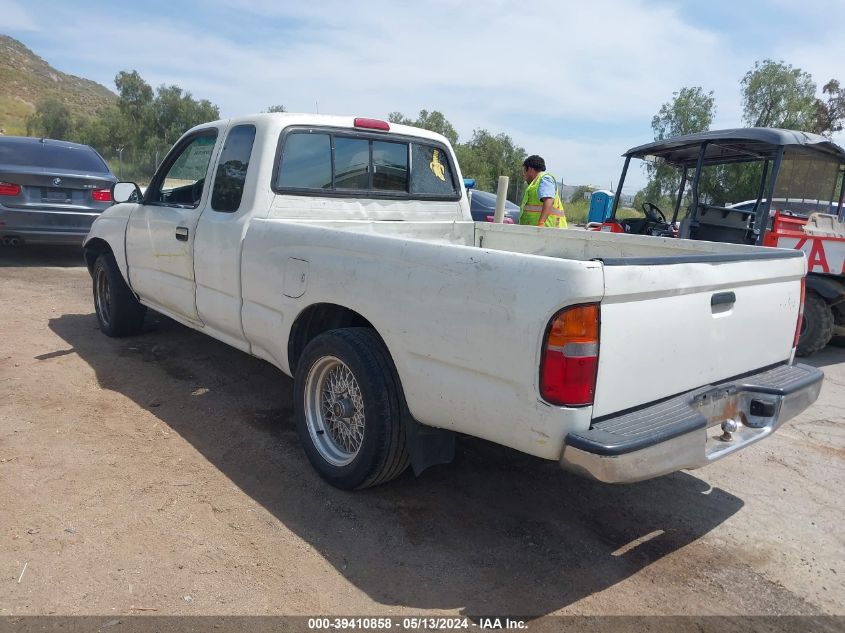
xmin=4 ymin=0 xmax=845 ymax=193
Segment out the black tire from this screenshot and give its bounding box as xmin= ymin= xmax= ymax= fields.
xmin=834 ymin=303 xmax=845 ymax=327
xmin=294 ymin=328 xmax=410 ymax=489
xmin=796 ymin=291 xmax=834 ymax=357
xmin=92 ymin=253 xmax=146 ymax=337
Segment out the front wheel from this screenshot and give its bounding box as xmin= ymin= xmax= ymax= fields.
xmin=796 ymin=291 xmax=834 ymax=356
xmin=294 ymin=328 xmax=410 ymax=489
xmin=92 ymin=253 xmax=146 ymax=337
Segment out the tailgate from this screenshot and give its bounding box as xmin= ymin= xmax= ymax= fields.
xmin=592 ymin=250 xmax=806 ymax=418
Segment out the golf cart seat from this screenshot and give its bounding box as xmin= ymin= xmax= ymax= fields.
xmin=680 ymin=204 xmax=754 ymax=244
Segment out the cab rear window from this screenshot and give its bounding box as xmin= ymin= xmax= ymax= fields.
xmin=275 ymin=129 xmax=457 ymax=199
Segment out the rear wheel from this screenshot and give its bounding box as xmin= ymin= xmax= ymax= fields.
xmin=93 ymin=253 xmax=146 ymax=337
xmin=796 ymin=291 xmax=834 ymax=356
xmin=294 ymin=328 xmax=410 ymax=489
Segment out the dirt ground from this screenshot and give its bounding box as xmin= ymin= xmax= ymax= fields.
xmin=1 ymin=245 xmax=843 ymax=619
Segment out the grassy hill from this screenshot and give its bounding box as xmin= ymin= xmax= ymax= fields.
xmin=0 ymin=34 xmax=116 ymax=135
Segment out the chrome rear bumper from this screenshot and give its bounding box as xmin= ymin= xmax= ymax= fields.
xmin=561 ymin=363 xmax=823 ymax=483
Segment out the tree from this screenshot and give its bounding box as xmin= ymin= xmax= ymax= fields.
xmin=76 ymin=105 xmax=131 ymax=150
xmin=741 ymin=60 xmax=817 ymax=129
xmin=266 ymin=104 xmax=287 ymax=113
xmin=26 ymin=98 xmax=74 ymax=139
xmin=813 ymin=79 xmax=845 ymax=136
xmin=413 ymin=110 xmax=459 ymax=147
xmin=115 ymin=70 xmax=154 ymax=132
xmin=569 ymin=185 xmax=594 ymax=203
xmin=455 ymin=129 xmax=526 ymax=201
xmin=652 ymin=86 xmax=715 ymax=140
xmin=150 ymin=85 xmax=219 ymax=148
xmin=390 ymin=109 xmax=527 ymax=201
xmin=643 ymin=87 xmax=715 ymax=204
xmin=387 ymin=109 xmax=458 ymax=146
xmin=110 ymin=70 xmax=220 ymax=153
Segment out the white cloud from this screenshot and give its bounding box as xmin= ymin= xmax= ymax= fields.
xmin=0 ymin=0 xmax=37 ymax=30
xmin=200 ymin=0 xmax=732 ymax=124
xmin=515 ymin=133 xmax=646 ymax=191
xmin=11 ymin=0 xmax=845 ymax=189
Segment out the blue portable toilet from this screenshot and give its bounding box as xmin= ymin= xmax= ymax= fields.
xmin=588 ymin=190 xmax=614 ymax=223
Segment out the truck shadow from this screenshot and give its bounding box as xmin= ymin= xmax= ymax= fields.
xmin=800 ymin=344 xmax=845 ymax=369
xmin=49 ymin=312 xmax=743 ymax=618
xmin=0 ymin=244 xmax=85 ymax=268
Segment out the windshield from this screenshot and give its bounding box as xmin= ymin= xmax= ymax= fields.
xmin=771 ymin=149 xmax=843 ymax=216
xmin=631 ymin=151 xmax=844 ymax=220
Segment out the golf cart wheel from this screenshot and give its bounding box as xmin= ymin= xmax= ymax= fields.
xmin=796 ymin=291 xmax=834 ymax=357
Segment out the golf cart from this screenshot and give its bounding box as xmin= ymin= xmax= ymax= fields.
xmin=593 ymin=128 xmax=845 ymax=356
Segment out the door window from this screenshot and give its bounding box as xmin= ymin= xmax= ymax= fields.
xmin=149 ymin=132 xmax=218 ymax=207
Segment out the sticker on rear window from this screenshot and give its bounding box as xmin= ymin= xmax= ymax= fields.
xmin=429 ymin=149 xmax=446 ymax=182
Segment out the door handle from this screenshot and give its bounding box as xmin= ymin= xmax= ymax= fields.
xmin=711 ymin=291 xmax=736 ymax=307
xmin=175 ymin=226 xmax=189 ymax=241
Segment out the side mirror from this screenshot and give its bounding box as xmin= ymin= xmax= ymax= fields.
xmin=112 ymin=181 xmax=143 ymax=204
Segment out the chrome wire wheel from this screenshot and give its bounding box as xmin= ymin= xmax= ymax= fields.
xmin=94 ymin=265 xmax=111 ymax=327
xmin=304 ymin=355 xmax=366 ymax=467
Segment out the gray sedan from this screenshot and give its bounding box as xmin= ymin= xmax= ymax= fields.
xmin=468 ymin=189 xmax=521 ymax=224
xmin=0 ymin=136 xmax=116 ymax=246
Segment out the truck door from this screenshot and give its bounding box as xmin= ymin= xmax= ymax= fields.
xmin=193 ymin=123 xmax=259 ymax=351
xmin=125 ymin=128 xmax=221 ymax=322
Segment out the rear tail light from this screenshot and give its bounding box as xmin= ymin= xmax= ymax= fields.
xmin=353 ymin=117 xmax=390 ymax=131
xmin=0 ymin=182 xmax=21 ymax=196
xmin=540 ymin=304 xmax=600 ymax=406
xmin=793 ymin=278 xmax=806 ymax=348
xmin=484 ymin=215 xmax=516 ymax=224
xmin=92 ymin=188 xmax=112 ymax=202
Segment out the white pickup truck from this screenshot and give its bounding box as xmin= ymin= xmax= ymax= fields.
xmin=83 ymin=113 xmax=823 ymax=489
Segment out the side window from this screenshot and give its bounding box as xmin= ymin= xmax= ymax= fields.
xmin=373 ymin=141 xmax=408 ymax=191
xmin=277 ymin=133 xmax=332 ymax=189
xmin=150 ymin=132 xmax=218 ymax=206
xmin=211 ymin=125 xmax=256 ymax=213
xmin=411 ymin=143 xmax=457 ymax=196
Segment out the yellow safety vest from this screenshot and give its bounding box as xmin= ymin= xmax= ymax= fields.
xmin=520 ymin=172 xmax=567 ymax=228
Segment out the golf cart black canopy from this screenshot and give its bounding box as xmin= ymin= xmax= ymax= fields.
xmin=624 ymin=128 xmax=845 ymax=167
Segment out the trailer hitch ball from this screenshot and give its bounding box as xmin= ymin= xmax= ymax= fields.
xmin=719 ymin=419 xmax=739 ymax=442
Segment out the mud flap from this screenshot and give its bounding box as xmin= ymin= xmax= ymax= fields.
xmin=403 ymin=414 xmax=456 ymax=476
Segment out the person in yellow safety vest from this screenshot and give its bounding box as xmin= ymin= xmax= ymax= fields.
xmin=519 ymin=155 xmax=568 ymax=228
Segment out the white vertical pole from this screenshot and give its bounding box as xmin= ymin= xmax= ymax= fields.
xmin=494 ymin=176 xmax=509 ymax=223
